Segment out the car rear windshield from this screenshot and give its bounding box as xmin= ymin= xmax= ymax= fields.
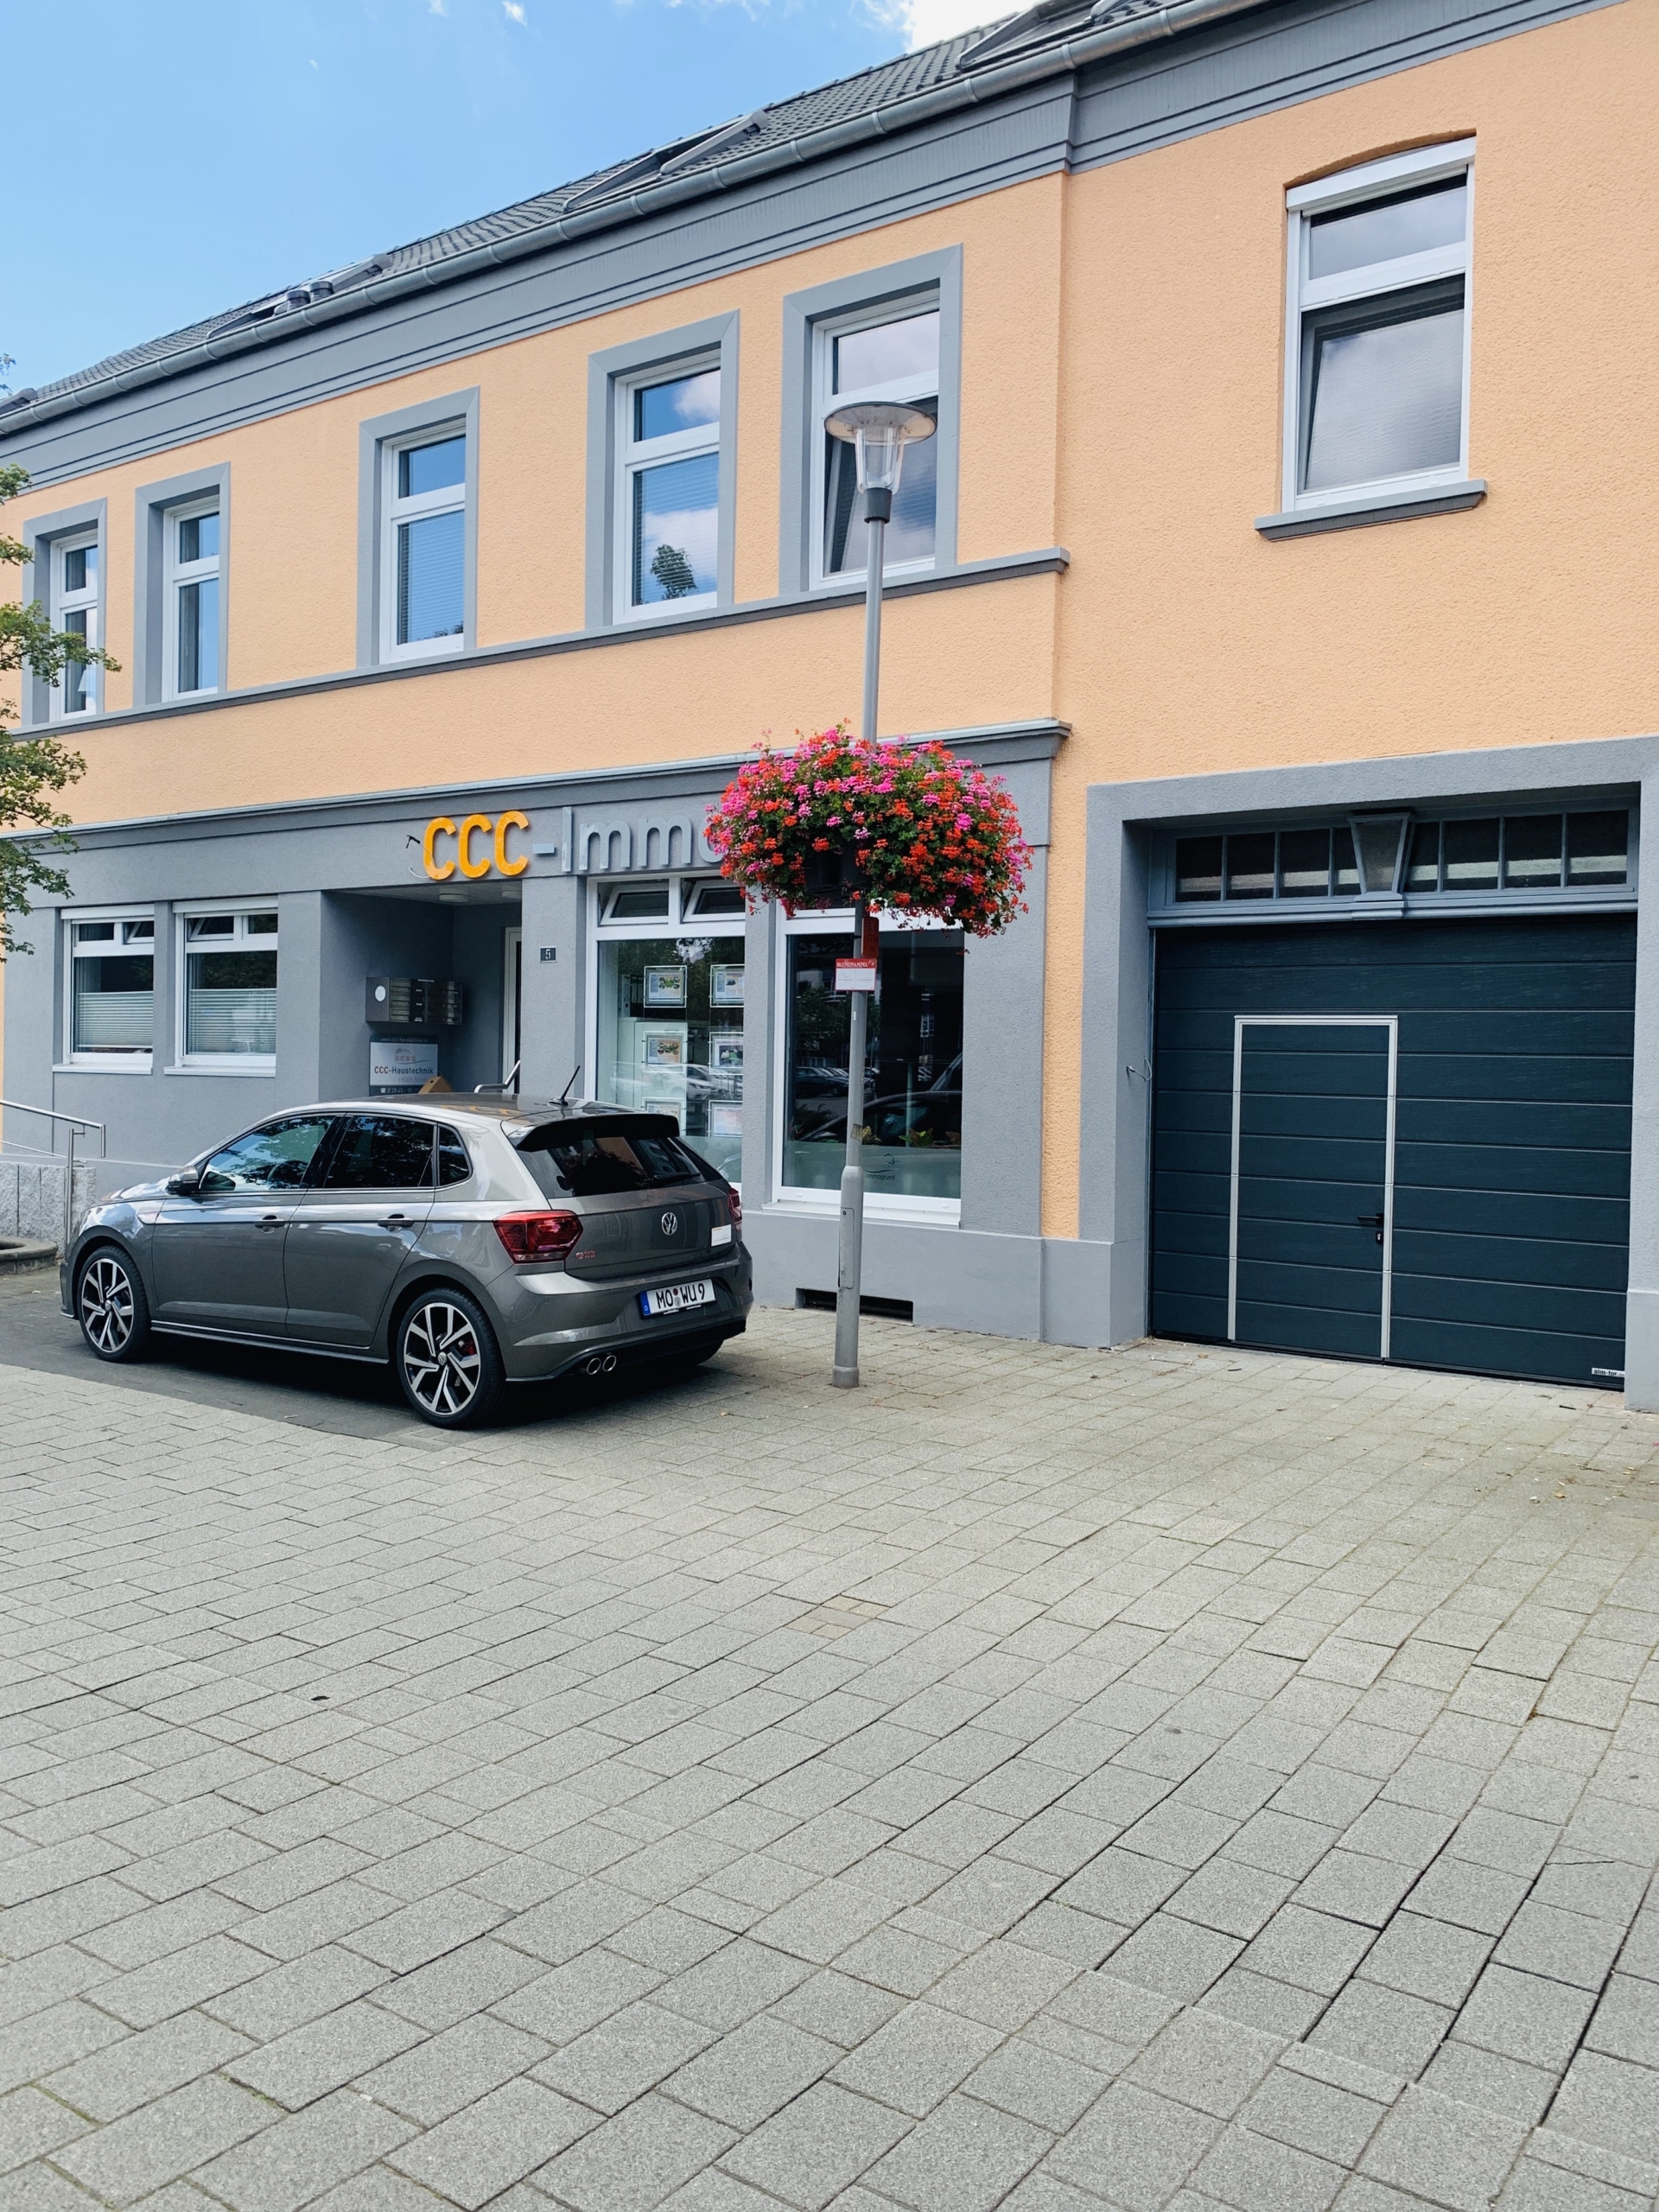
xmin=517 ymin=1124 xmax=706 ymax=1198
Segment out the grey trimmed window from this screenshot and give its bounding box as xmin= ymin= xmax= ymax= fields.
xmin=585 ymin=315 xmax=739 ymax=631
xmin=357 ymin=390 xmax=480 ymax=669
xmin=134 ymin=465 xmax=232 ymax=704
xmin=1283 ymin=143 xmax=1474 ymax=515
xmin=166 ymin=500 xmax=220 ymax=696
xmin=617 ymin=359 xmax=721 ymax=616
xmin=51 ymin=532 xmax=100 ymax=720
xmin=179 ymin=907 xmax=279 ymax=1065
xmin=781 ymin=248 xmax=962 ymax=596
xmin=67 ymin=915 xmax=155 ymax=1060
xmin=816 ymin=304 xmax=940 ymax=581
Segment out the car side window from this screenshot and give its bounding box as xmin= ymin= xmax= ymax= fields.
xmin=200 ymin=1116 xmax=334 ymax=1197
xmin=321 ymin=1116 xmax=435 ymax=1191
xmin=436 ymin=1128 xmax=472 ymax=1185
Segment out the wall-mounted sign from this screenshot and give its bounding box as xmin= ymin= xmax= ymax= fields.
xmin=423 ymin=810 xmax=530 ymax=881
xmin=371 ymin=1037 xmax=439 ymax=1090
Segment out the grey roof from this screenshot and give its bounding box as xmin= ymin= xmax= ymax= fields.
xmin=0 ymin=0 xmax=1194 ymax=427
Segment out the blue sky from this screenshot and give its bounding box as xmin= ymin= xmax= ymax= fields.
xmin=3 ymin=0 xmax=1000 ymax=396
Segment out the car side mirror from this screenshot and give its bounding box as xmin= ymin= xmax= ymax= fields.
xmin=166 ymin=1169 xmax=204 ymax=1198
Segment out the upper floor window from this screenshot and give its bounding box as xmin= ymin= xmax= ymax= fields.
xmin=165 ymin=500 xmax=220 ymax=696
xmin=617 ymin=363 xmax=721 ymax=617
xmin=815 ymin=303 xmax=939 ymax=582
xmin=383 ymin=430 xmax=467 ymax=659
xmin=52 ymin=532 xmax=99 ymax=718
xmin=1284 ymin=143 xmax=1473 ymax=513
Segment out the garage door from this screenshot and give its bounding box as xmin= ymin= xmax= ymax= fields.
xmin=1150 ymin=914 xmax=1634 ymax=1386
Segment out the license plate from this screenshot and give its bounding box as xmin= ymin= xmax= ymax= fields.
xmin=640 ymin=1279 xmax=715 ymax=1317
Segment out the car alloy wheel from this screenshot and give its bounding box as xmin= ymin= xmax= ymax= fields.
xmin=79 ymin=1254 xmax=136 ymax=1354
xmin=396 ymin=1290 xmax=506 ymax=1428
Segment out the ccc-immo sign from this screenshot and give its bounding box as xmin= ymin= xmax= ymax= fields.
xmin=423 ymin=810 xmax=530 ymax=881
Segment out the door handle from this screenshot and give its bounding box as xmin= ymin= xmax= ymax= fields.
xmin=258 ymin=1214 xmax=283 ymax=1230
xmin=1357 ymin=1214 xmax=1384 ymax=1227
xmin=380 ymin=1214 xmax=410 ymax=1230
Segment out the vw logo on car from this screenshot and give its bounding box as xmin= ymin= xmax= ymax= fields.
xmin=661 ymin=1211 xmax=679 ymax=1236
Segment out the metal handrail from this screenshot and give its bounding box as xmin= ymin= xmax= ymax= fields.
xmin=0 ymin=1098 xmax=107 ymax=1253
xmin=474 ymin=1059 xmax=521 ymax=1096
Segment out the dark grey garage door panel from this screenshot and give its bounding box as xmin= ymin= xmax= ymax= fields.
xmin=1151 ymin=914 xmax=1635 ymax=1386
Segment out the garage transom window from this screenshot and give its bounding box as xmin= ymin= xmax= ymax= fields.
xmin=1173 ymin=810 xmax=1629 ymax=906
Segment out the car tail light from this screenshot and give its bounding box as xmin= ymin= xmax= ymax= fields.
xmin=493 ymin=1211 xmax=582 ymax=1264
xmin=728 ymin=1192 xmax=742 ymax=1231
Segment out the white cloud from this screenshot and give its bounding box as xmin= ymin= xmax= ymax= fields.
xmin=503 ymin=1 xmax=526 ymax=19
xmin=429 ymin=0 xmax=445 ymax=13
xmin=868 ymin=0 xmax=1009 ymax=48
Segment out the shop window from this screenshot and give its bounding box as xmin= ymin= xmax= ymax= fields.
xmin=1284 ymin=143 xmax=1472 ymax=514
xmin=816 ymin=300 xmax=939 ymax=580
xmin=784 ymin=926 xmax=963 ymax=1205
xmin=180 ymin=908 xmax=278 ymax=1065
xmin=67 ymin=916 xmax=154 ymax=1061
xmin=593 ymin=878 xmax=745 ymax=1183
xmin=616 ymin=360 xmax=721 ymax=617
xmin=1172 ymin=810 xmax=1629 ymax=907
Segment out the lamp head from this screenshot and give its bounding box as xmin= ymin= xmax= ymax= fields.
xmin=824 ymin=400 xmax=936 ymax=494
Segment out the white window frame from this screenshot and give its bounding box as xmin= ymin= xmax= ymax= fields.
xmin=162 ymin=495 xmax=222 ymax=699
xmin=1281 ymin=140 xmax=1476 ymax=517
xmin=172 ymin=904 xmax=280 ymax=1075
xmin=772 ymin=903 xmax=962 ymax=1225
xmin=50 ymin=530 xmax=100 ymax=721
xmin=810 ymin=292 xmax=940 ymax=591
xmin=587 ymin=876 xmax=747 ymax=1181
xmin=60 ymin=908 xmax=156 ymax=1072
xmin=379 ymin=424 xmax=467 ymax=664
xmin=613 ymin=357 xmax=721 ymax=624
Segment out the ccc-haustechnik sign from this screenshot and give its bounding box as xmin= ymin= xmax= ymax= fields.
xmin=422 ymin=810 xmax=530 ymax=880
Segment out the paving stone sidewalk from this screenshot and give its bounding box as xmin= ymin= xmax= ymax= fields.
xmin=2 ymin=1310 xmax=1657 ymax=2212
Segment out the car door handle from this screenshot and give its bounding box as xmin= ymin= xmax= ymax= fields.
xmin=1356 ymin=1214 xmax=1384 ymax=1227
xmin=380 ymin=1213 xmax=411 ymax=1229
xmin=258 ymin=1213 xmax=283 ymax=1230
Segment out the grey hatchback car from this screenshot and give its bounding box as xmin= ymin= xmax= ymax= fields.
xmin=62 ymin=1097 xmax=752 ymax=1427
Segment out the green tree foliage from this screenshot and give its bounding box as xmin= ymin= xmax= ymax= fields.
xmin=0 ymin=462 xmax=112 ymax=956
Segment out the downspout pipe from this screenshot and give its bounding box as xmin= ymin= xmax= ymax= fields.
xmin=0 ymin=0 xmax=1266 ymax=442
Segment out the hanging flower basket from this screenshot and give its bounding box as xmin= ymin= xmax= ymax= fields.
xmin=705 ymin=725 xmax=1031 ymax=936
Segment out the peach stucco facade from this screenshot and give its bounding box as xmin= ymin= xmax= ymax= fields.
xmin=4 ymin=0 xmax=1656 ymax=1378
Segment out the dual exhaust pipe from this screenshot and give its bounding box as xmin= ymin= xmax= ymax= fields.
xmin=582 ymin=1353 xmax=620 ymax=1376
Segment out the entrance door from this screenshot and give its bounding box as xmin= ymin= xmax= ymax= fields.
xmin=151 ymin=1114 xmax=335 ymax=1334
xmin=1230 ymin=1018 xmax=1395 ymax=1360
xmin=283 ymin=1114 xmax=435 ymax=1346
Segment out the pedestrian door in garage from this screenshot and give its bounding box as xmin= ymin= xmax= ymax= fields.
xmin=1150 ymin=914 xmax=1635 ymax=1387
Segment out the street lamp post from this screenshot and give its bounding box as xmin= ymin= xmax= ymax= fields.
xmin=823 ymin=401 xmax=936 ymax=1390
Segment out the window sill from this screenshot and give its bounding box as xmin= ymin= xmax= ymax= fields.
xmin=1255 ymin=480 xmax=1486 ymax=539
xmin=163 ymin=1061 xmax=276 ymax=1077
xmin=54 ymin=1058 xmax=154 ymax=1076
xmin=766 ymin=1192 xmax=961 ymax=1227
